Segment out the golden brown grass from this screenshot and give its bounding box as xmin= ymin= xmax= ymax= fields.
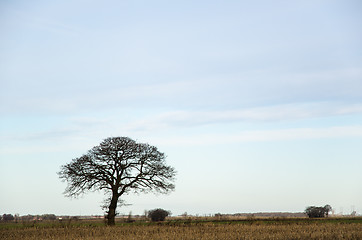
xmin=1 ymin=219 xmax=361 ymax=240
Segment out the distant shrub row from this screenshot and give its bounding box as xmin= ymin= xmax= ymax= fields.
xmin=1 ymin=214 xmax=57 ymax=221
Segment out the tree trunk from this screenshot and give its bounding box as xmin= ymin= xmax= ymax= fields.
xmin=106 ymin=193 xmax=118 ymax=226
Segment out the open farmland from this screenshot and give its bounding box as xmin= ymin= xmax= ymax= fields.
xmin=1 ymin=217 xmax=361 ymax=240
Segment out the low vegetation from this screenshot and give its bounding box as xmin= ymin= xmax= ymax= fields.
xmin=148 ymin=208 xmax=171 ymax=222
xmin=1 ymin=216 xmax=361 ymax=240
xmin=305 ymin=205 xmax=332 ymax=218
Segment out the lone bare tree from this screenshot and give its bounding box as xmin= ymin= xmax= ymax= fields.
xmin=58 ymin=137 xmax=176 ymax=225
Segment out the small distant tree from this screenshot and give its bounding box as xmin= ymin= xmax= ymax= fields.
xmin=324 ymin=204 xmax=332 ymax=217
xmin=126 ymin=211 xmax=134 ymax=223
xmin=143 ymin=210 xmax=149 ymax=220
xmin=14 ymin=214 xmax=20 ymax=223
xmin=305 ymin=205 xmax=332 ymax=218
xmin=148 ymin=208 xmax=171 ymax=222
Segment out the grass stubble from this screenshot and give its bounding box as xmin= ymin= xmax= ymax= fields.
xmin=0 ymin=218 xmax=361 ymax=240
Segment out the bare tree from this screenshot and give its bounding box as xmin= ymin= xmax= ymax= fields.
xmin=58 ymin=137 xmax=176 ymax=225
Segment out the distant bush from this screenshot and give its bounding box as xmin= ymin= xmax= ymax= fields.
xmin=2 ymin=214 xmax=15 ymax=221
xmin=42 ymin=214 xmax=57 ymax=220
xmin=305 ymin=205 xmax=332 ymax=218
xmin=148 ymin=208 xmax=171 ymax=222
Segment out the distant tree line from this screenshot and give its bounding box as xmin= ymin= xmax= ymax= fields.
xmin=1 ymin=214 xmax=57 ymax=221
xmin=1 ymin=204 xmax=336 ymax=223
xmin=1 ymin=210 xmax=173 ymax=222
xmin=1 ymin=214 xmax=15 ymax=221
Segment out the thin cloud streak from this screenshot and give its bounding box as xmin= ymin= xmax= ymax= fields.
xmin=126 ymin=103 xmax=362 ymax=131
xmin=2 ymin=125 xmax=362 ymax=154
xmin=1 ymin=6 xmax=80 ymax=37
xmin=2 ymin=102 xmax=361 ymax=145
xmin=153 ymin=126 xmax=362 ymax=146
xmin=1 ymin=67 xmax=361 ymax=114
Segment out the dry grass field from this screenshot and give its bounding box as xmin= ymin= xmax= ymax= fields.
xmin=1 ymin=218 xmax=361 ymax=240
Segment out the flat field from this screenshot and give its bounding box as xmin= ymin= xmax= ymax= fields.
xmin=1 ymin=217 xmax=361 ymax=240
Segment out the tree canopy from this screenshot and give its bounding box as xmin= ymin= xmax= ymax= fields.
xmin=58 ymin=137 xmax=176 ymax=225
xmin=305 ymin=205 xmax=332 ymax=218
xmin=148 ymin=208 xmax=171 ymax=222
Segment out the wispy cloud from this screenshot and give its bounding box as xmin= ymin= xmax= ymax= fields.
xmin=152 ymin=125 xmax=362 ymax=146
xmin=2 ymin=7 xmax=80 ymax=37
xmin=125 ymin=102 xmax=362 ymax=131
xmin=1 ymin=66 xmax=361 ymax=115
xmin=2 ymin=102 xmax=361 ymax=152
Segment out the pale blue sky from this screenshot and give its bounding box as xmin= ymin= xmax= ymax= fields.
xmin=1 ymin=0 xmax=361 ymax=216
